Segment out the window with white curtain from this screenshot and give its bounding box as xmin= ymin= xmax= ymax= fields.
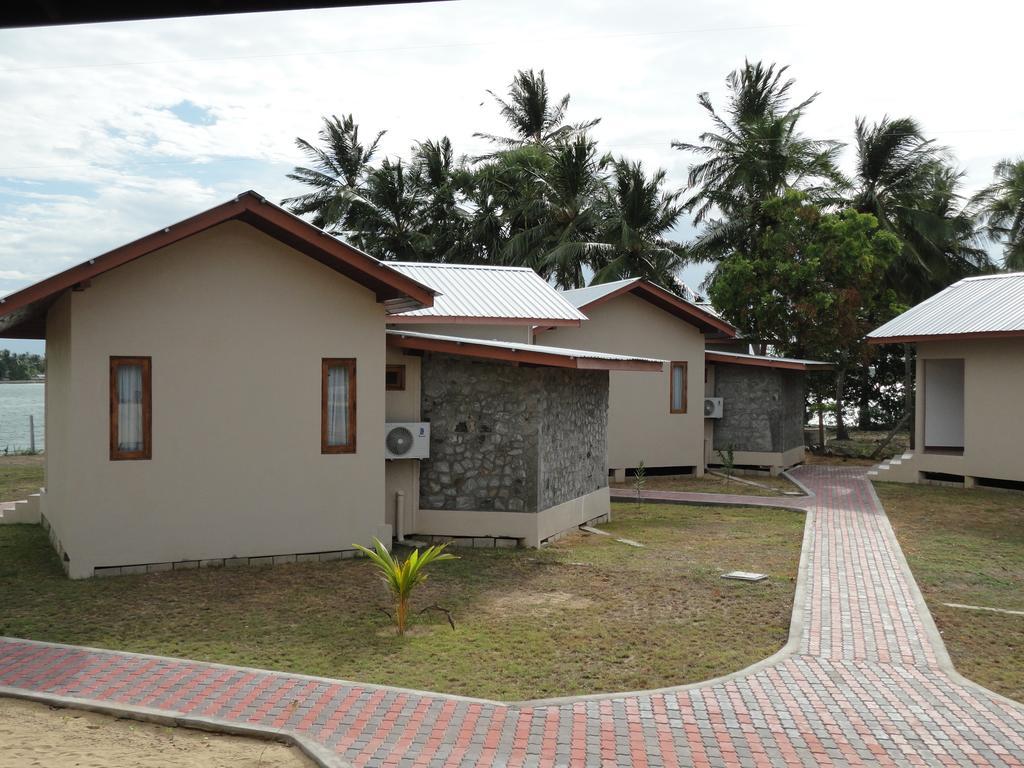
xmin=670 ymin=361 xmax=687 ymax=414
xmin=110 ymin=357 xmax=151 ymax=460
xmin=322 ymin=359 xmax=356 ymax=453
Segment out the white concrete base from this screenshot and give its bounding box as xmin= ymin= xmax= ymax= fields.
xmin=0 ymin=491 xmax=43 ymax=525
xmin=413 ymin=486 xmax=612 ymax=548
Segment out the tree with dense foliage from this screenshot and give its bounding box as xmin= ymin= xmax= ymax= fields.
xmin=672 ymin=61 xmax=843 ymax=266
xmin=972 ymin=158 xmax=1024 ymax=270
xmin=0 ymin=351 xmax=45 ymax=381
xmin=708 ymin=192 xmax=901 ymax=439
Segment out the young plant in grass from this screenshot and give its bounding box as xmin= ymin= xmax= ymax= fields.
xmin=353 ymin=538 xmax=458 ymax=636
xmin=717 ymin=445 xmax=736 ymax=480
xmin=633 ymin=460 xmax=647 ymax=504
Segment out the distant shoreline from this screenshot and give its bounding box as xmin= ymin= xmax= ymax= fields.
xmin=0 ymin=380 xmax=44 ymax=384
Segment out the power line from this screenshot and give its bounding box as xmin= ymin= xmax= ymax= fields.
xmin=0 ymin=22 xmax=802 ymax=74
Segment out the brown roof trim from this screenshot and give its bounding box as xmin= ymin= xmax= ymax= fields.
xmin=387 ymin=333 xmax=663 ymax=372
xmin=0 ymin=191 xmax=435 ymax=339
xmin=868 ymin=330 xmax=1024 ymax=345
xmin=388 ymin=314 xmax=582 ymax=327
xmin=540 ymin=279 xmax=736 ymax=337
xmin=705 ymin=351 xmax=832 ymax=372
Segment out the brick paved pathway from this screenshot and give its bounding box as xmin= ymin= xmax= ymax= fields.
xmin=3 ymin=466 xmax=1024 ymax=766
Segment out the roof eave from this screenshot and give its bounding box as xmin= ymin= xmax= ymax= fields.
xmin=386 ymin=332 xmax=662 ymax=372
xmin=705 ymin=351 xmax=833 ymax=372
xmin=557 ymin=279 xmax=737 ymax=338
xmin=868 ymin=329 xmax=1024 ymax=345
xmin=388 ymin=315 xmax=583 ymax=326
xmin=0 ymin=191 xmax=436 ymax=338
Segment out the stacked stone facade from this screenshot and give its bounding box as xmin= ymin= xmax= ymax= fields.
xmin=712 ymin=366 xmax=805 ymax=453
xmin=419 ymin=354 xmax=609 ymax=514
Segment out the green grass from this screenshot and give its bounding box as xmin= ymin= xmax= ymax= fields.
xmin=876 ymin=481 xmax=1024 ymax=703
xmin=0 ymin=454 xmax=44 ymax=502
xmin=0 ymin=502 xmax=803 ymax=700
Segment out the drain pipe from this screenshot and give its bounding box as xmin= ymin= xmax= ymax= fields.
xmin=394 ymin=490 xmax=426 ymax=548
xmin=395 ymin=490 xmax=407 ymax=543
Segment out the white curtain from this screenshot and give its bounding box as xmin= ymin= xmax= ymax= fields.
xmin=326 ymin=364 xmax=350 ymax=446
xmin=117 ymin=364 xmax=144 ymax=451
xmin=672 ymin=364 xmax=685 ymax=411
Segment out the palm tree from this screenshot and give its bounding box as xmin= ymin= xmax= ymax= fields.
xmin=346 ymin=158 xmax=430 ymax=261
xmin=590 ymin=160 xmax=688 ymax=292
xmin=848 ymin=116 xmax=990 ymax=302
xmin=474 ymin=69 xmax=599 ymax=152
xmin=673 ymin=61 xmax=843 ymax=262
xmin=501 ymin=136 xmax=611 ymax=288
xmin=973 ymin=158 xmax=1024 ymax=270
xmin=413 ymin=138 xmax=473 ymax=263
xmin=283 ymin=114 xmax=384 ymax=232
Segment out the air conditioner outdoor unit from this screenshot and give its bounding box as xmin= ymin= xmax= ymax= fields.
xmin=385 ymin=422 xmax=430 ymax=460
xmin=704 ymin=397 xmax=724 ymax=419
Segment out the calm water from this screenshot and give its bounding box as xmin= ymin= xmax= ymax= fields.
xmin=0 ymin=382 xmax=44 ymax=452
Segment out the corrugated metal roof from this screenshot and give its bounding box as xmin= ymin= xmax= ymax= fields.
xmin=706 ymin=350 xmax=832 ymax=371
xmin=560 ymin=278 xmax=641 ymax=309
xmin=869 ymin=273 xmax=1024 ymax=341
xmin=387 ymin=262 xmax=587 ymax=324
xmin=386 ymin=329 xmax=664 ymax=368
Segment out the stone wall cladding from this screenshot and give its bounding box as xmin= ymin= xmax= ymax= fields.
xmin=419 ymin=354 xmax=609 ymax=515
xmin=780 ymin=372 xmax=807 ymax=452
xmin=538 ymin=369 xmax=609 ymax=510
xmin=713 ymin=366 xmax=807 ymax=454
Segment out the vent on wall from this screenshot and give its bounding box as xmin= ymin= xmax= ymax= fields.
xmin=704 ymin=397 xmax=724 ymax=418
xmin=385 ymin=422 xmax=430 ymax=460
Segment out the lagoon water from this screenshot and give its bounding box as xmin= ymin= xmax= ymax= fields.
xmin=0 ymin=383 xmax=44 ymax=452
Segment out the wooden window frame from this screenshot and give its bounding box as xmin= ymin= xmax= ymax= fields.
xmin=109 ymin=356 xmax=152 ymax=461
xmin=321 ymin=358 xmax=357 ymax=454
xmin=385 ymin=364 xmax=406 ymax=391
xmin=669 ymin=361 xmax=688 ymax=414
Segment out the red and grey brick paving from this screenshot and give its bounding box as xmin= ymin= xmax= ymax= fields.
xmin=3 ymin=466 xmax=1024 ymax=766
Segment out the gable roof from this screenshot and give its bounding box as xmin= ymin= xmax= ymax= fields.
xmin=558 ymin=278 xmax=736 ymax=337
xmin=0 ymin=191 xmax=436 ymax=339
xmin=868 ymin=272 xmax=1024 ymax=344
xmin=386 ymin=330 xmax=663 ymax=371
xmin=387 ymin=262 xmax=587 ymax=326
xmin=706 ymin=350 xmax=832 ymax=372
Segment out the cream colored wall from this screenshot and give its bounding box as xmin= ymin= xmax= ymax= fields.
xmin=906 ymin=338 xmax=1024 ymax=483
xmin=389 ymin=322 xmax=533 ymax=344
xmin=43 ymin=292 xmax=72 ymax=543
xmin=540 ymin=293 xmax=705 ymax=473
xmin=52 ymin=221 xmax=389 ymax=577
xmin=384 ymin=348 xmax=422 ymax=536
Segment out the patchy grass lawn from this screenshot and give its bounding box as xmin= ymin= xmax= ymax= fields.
xmin=0 ymin=502 xmax=803 ymax=701
xmin=0 ymin=454 xmax=44 ymax=502
xmin=611 ymin=472 xmax=802 ymax=497
xmin=876 ymin=481 xmax=1024 ymax=703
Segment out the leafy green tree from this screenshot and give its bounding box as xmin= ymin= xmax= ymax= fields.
xmin=708 ymin=192 xmax=901 ymax=439
xmin=474 ymin=69 xmax=598 ymax=152
xmin=672 ymin=61 xmax=843 ymax=265
xmin=972 ymin=158 xmax=1024 ymax=270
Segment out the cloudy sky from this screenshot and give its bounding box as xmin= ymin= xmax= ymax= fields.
xmin=1 ymin=0 xmax=1021 ymax=353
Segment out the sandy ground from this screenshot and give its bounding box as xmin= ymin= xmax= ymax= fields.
xmin=0 ymin=698 xmax=313 ymax=768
